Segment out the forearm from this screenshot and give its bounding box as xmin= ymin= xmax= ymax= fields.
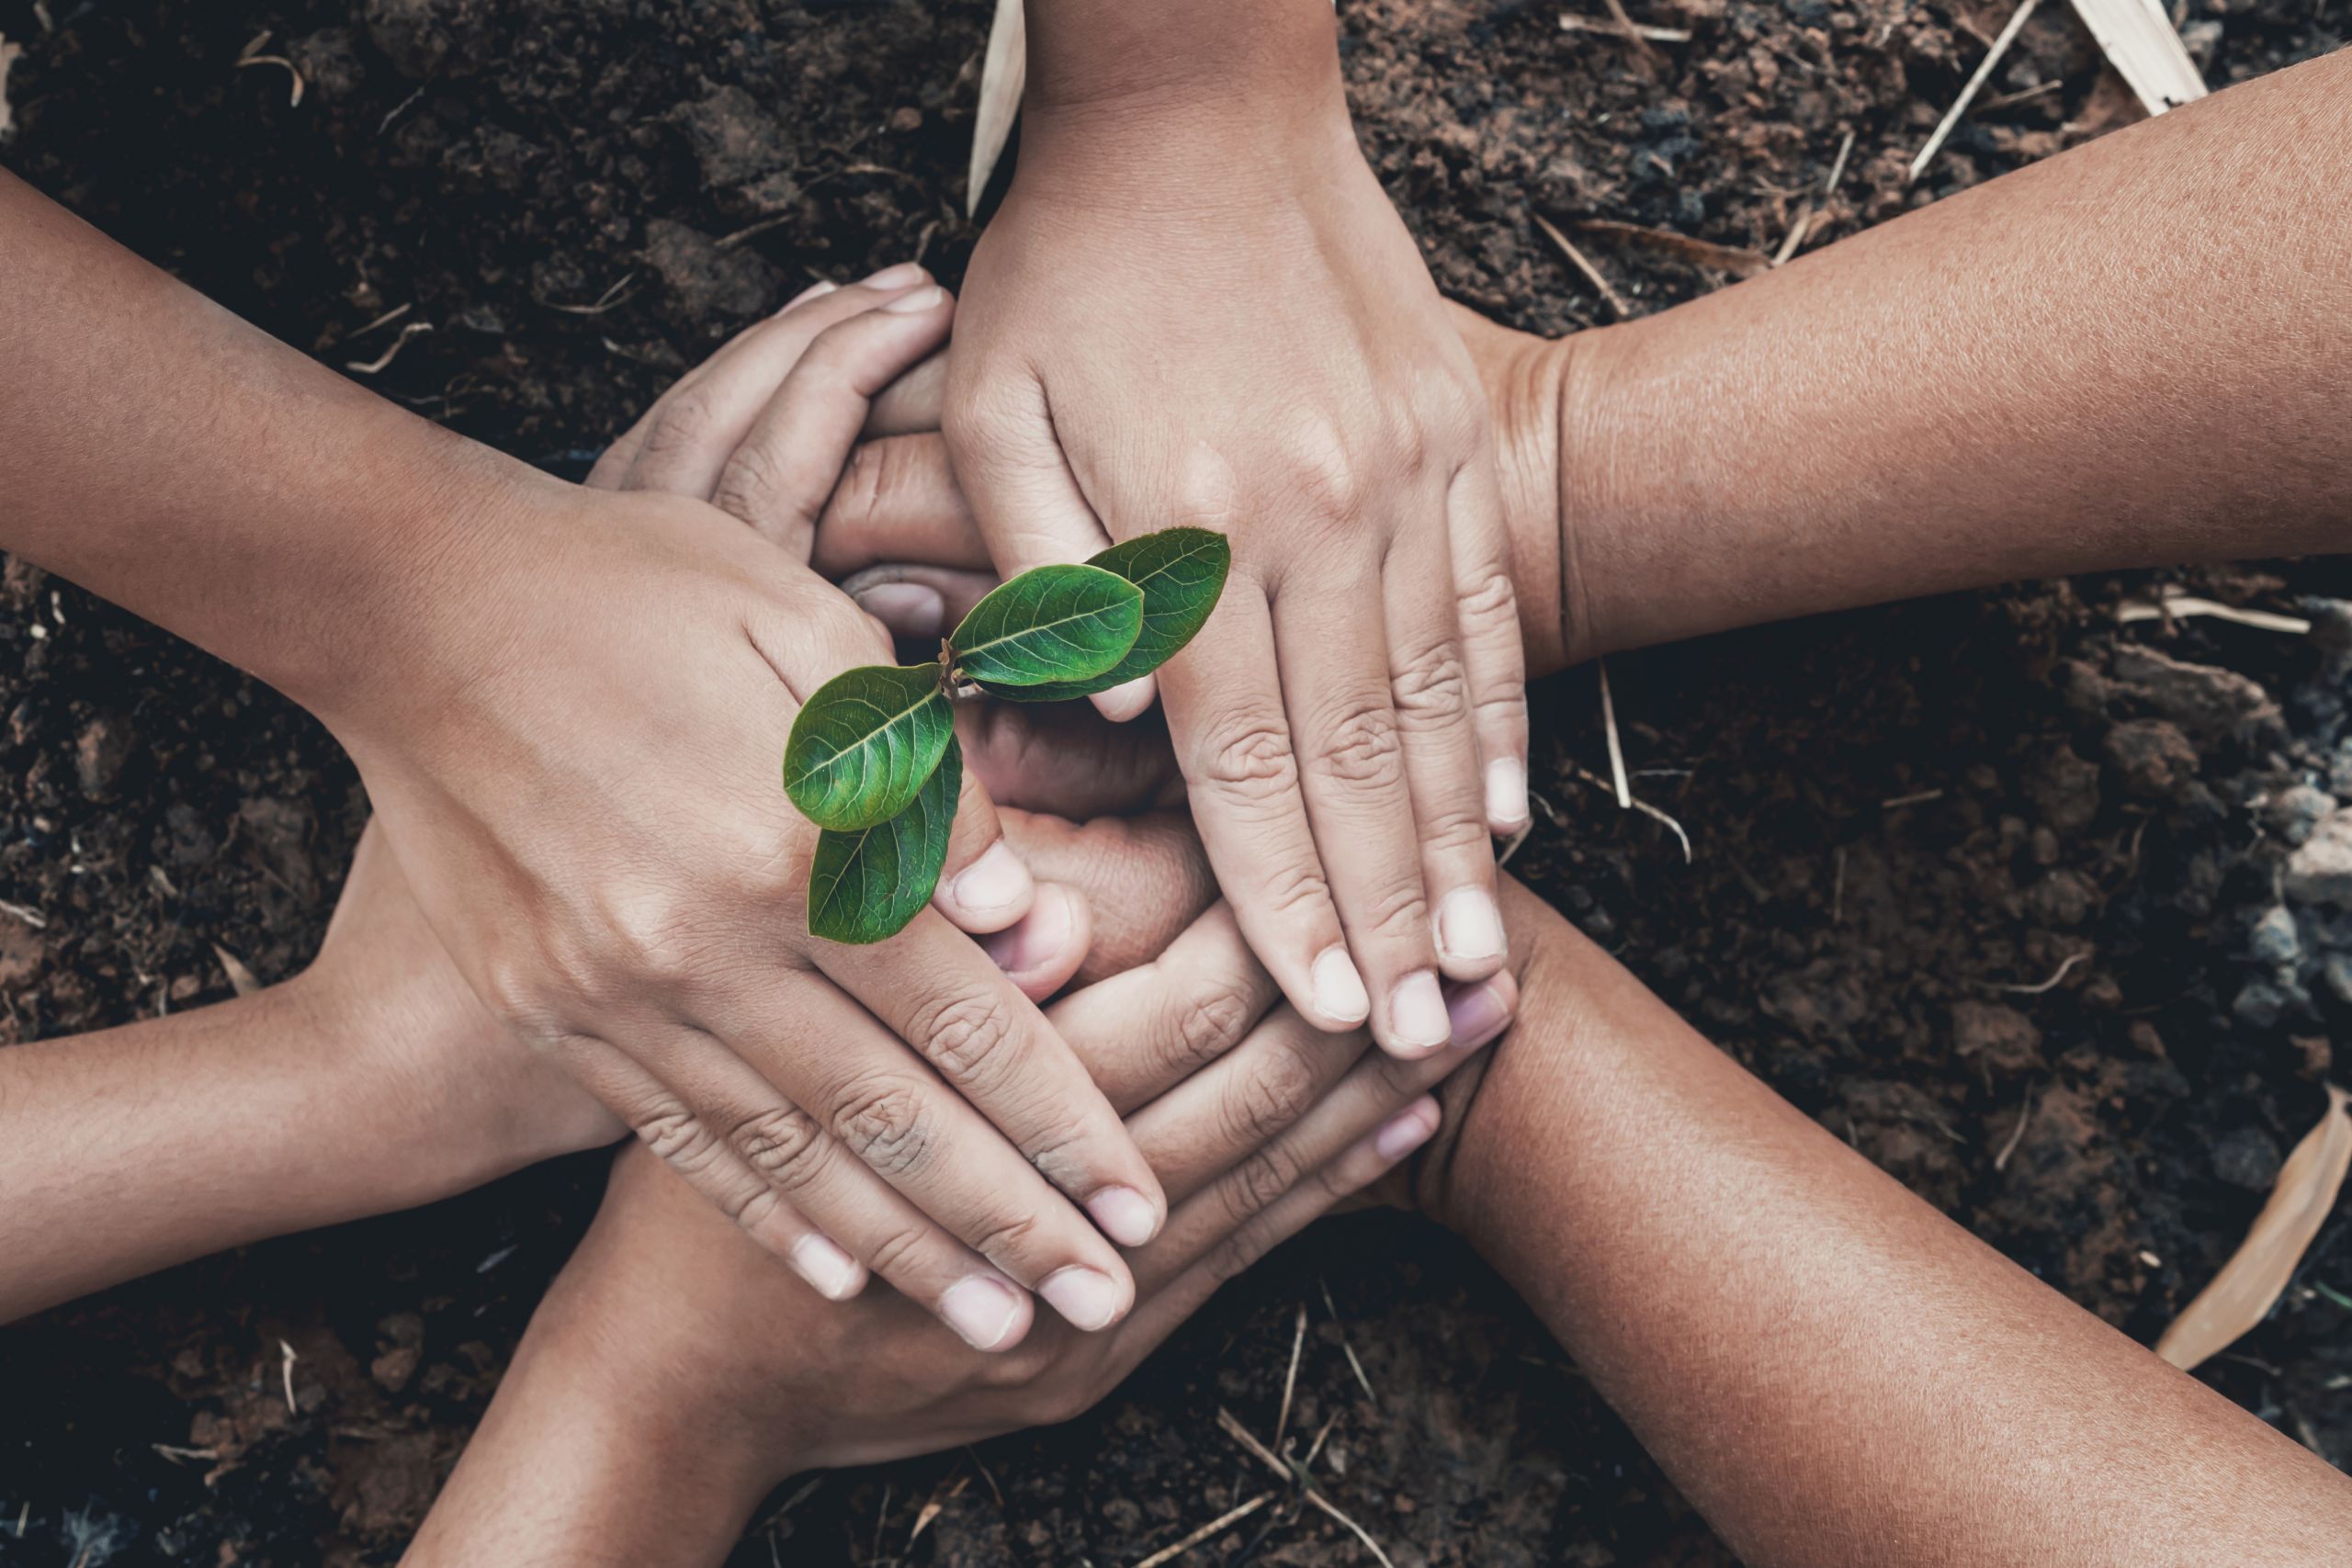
xmin=0 ymin=977 xmax=551 ymax=1323
xmin=1021 ymin=0 xmax=1339 ymax=128
xmin=0 ymin=171 xmax=555 ymax=728
xmin=1427 ymin=886 xmax=2352 ymax=1565
xmin=1493 ymin=49 xmax=2352 ymax=673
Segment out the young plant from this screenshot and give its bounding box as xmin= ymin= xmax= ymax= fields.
xmin=784 ymin=527 xmax=1231 ymax=942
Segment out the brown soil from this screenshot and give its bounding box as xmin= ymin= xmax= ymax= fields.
xmin=3 ymin=0 xmax=2349 ymax=1562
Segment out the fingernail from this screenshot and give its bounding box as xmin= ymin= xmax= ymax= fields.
xmin=982 ymin=884 xmax=1076 ymax=976
xmin=790 ymin=1235 xmax=862 ymax=1301
xmin=778 ymin=279 xmax=839 ymax=312
xmin=1487 ymin=756 xmax=1530 ymax=829
xmin=854 ymin=581 xmax=946 ymax=639
xmin=1374 ymin=1103 xmax=1438 ymax=1163
xmin=881 ymin=284 xmax=949 ymax=314
xmin=1086 ymin=1184 xmax=1159 ymax=1247
xmin=1310 ymin=944 xmax=1371 ymax=1027
xmin=941 ymin=1276 xmax=1024 ymax=1350
xmin=1445 ymin=978 xmax=1512 ymax=1049
xmin=860 ymin=261 xmax=927 ymax=290
xmin=944 ymin=842 xmax=1032 ymax=919
xmin=1387 ymin=969 xmax=1452 ymax=1053
xmin=1093 ymin=675 xmax=1156 ymax=721
xmin=1437 ymin=887 xmax=1506 ymax=964
xmin=1038 ymin=1266 xmax=1125 ymax=1332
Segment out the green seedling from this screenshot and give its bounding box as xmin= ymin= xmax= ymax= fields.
xmin=785 ymin=527 xmax=1231 ymax=942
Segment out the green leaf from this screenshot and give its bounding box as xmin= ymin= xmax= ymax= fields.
xmin=949 ymin=563 xmax=1143 ymax=688
xmin=782 ymin=664 xmax=955 ymax=832
xmin=982 ymin=528 xmax=1232 ymax=703
xmin=807 ymin=735 xmax=961 ymax=944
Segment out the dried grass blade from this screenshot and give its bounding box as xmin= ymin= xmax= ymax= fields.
xmin=967 ymin=0 xmax=1026 ymax=217
xmin=2155 ymin=1085 xmax=2352 ymax=1371
xmin=1130 ymin=1494 xmax=1271 ymax=1568
xmin=2066 ymin=0 xmax=2207 ymax=117
xmin=1533 ymin=213 xmax=1631 ymax=320
xmin=1908 ymin=0 xmax=2040 ymax=186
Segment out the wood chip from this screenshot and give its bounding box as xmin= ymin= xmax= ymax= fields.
xmin=1570 ymin=218 xmax=1768 ymax=277
xmin=1130 ymin=1494 xmax=1272 ymax=1568
xmin=0 ymin=35 xmax=21 ymax=140
xmin=1533 ymin=213 xmax=1631 ymax=320
xmin=967 ymin=0 xmax=1026 ymax=216
xmin=212 ymin=942 xmax=261 ymax=997
xmin=2155 ymin=1085 xmax=2352 ymax=1372
xmin=2065 ymin=0 xmax=2206 ymax=118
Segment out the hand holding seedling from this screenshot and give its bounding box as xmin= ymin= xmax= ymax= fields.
xmin=784 ymin=529 xmax=1229 ymax=942
xmin=947 ymin=0 xmax=1530 ymax=1059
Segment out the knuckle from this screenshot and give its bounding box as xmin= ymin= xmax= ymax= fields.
xmin=827 ymin=438 xmax=891 ymax=531
xmin=865 ymin=1224 xmax=932 ymax=1283
xmin=710 ymin=439 xmax=795 ymax=526
xmin=1197 ymin=719 xmax=1301 ymax=807
xmin=1220 ymin=1144 xmax=1302 ymax=1229
xmin=1456 ymin=565 xmax=1518 ymax=626
xmin=634 ymin=1104 xmax=724 ymax=1174
xmin=731 ymin=1104 xmax=830 ymax=1190
xmin=1421 ymin=801 xmax=1494 ymax=858
xmin=910 ymin=990 xmax=1025 ymax=1088
xmin=1157 ymin=980 xmax=1255 ymax=1077
xmin=1311 ymin=701 xmax=1405 ymax=791
xmin=1260 ymin=860 xmax=1335 ymax=920
xmin=1390 ymin=643 xmax=1470 ymax=729
xmin=830 ymin=1075 xmax=938 ymax=1178
xmin=1223 ymin=1038 xmax=1321 ymax=1147
xmin=1275 ymin=419 xmax=1364 ymax=527
xmin=476 ymin=953 xmax=563 ymax=1042
xmin=967 ymin=1208 xmax=1042 ymax=1265
xmin=637 ymin=389 xmax=720 ymax=465
xmin=1361 ymin=875 xmax=1432 ymax=942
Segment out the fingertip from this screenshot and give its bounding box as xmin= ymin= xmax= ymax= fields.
xmin=941 ymin=1275 xmax=1032 ymax=1352
xmin=1308 ymin=944 xmax=1372 ymax=1030
xmin=788 ymin=1234 xmax=867 ymax=1303
xmin=1372 ymin=1097 xmax=1442 ymax=1163
xmin=851 ymin=580 xmax=948 ymax=642
xmin=776 ymin=278 xmax=840 ymax=314
xmin=1091 ymin=673 xmax=1157 ymax=723
xmin=1442 ymin=970 xmax=1517 ymax=1051
xmin=982 ymin=882 xmax=1091 ymax=1000
xmin=1380 ymin=969 xmax=1453 ymax=1058
xmin=1485 ymin=755 xmax=1531 ymax=834
xmin=935 ymin=840 xmax=1035 ymax=932
xmin=1085 ymin=1183 xmax=1161 ymax=1248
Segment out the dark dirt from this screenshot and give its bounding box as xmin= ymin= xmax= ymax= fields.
xmin=3 ymin=0 xmax=2349 ymax=1562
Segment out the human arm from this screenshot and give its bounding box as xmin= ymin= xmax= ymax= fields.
xmin=946 ymin=0 xmax=1528 ymax=1061
xmin=1406 ymin=879 xmax=2352 ymax=1564
xmin=0 ymin=194 xmax=1168 ymax=1346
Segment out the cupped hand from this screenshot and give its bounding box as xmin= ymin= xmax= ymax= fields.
xmin=344 ymin=271 xmax=1171 ymax=1350
xmin=942 ymin=51 xmax=1530 ymax=1060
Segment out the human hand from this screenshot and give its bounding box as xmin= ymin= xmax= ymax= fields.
xmin=942 ymin=16 xmax=1529 ymax=1059
xmin=342 ymin=270 xmax=1171 ymax=1349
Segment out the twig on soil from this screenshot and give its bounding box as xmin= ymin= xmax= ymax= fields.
xmin=345 ymin=321 xmax=432 ymax=375
xmin=908 ymin=1473 xmax=967 ymax=1547
xmin=1771 ymin=129 xmax=1853 ymax=266
xmin=236 ymin=31 xmax=306 ymax=108
xmin=278 ymin=1338 xmax=300 ymax=1416
xmin=1533 ymin=213 xmax=1631 ymax=320
xmin=543 ymin=273 xmax=639 ymax=315
xmin=351 ymin=303 xmax=413 ymax=338
xmin=152 ymin=1443 xmax=221 ymax=1465
xmin=1993 ymin=1088 xmax=2036 ymax=1172
xmin=1975 ymin=78 xmax=2063 ymax=113
xmin=0 ymin=898 xmax=48 ymax=931
xmin=1132 ymin=1494 xmax=1272 ymax=1568
xmin=378 ymin=85 xmax=426 ymax=137
xmin=1303 ymin=1413 xmax=1340 ymax=1471
xmin=1275 ymin=1302 xmax=1307 ymax=1450
xmin=1570 ymin=218 xmax=1769 ymax=278
xmin=1597 ymin=660 xmax=1632 ymax=809
xmin=871 ymin=1482 xmax=892 ymax=1562
xmin=213 ymin=943 xmax=262 ymax=998
xmin=1558 ymin=12 xmax=1692 ymax=42
xmin=1831 ymin=846 xmax=1847 ymax=924
xmin=1567 ymin=767 xmax=1693 ymax=863
xmin=1880 ymin=788 xmax=1944 ymax=809
xmin=2116 ymin=593 xmax=2312 ymax=637
xmin=1907 ymin=0 xmax=2039 ymax=186
xmin=1318 ymin=1278 xmax=1379 ymax=1404
xmin=1988 ymin=951 xmax=2086 ymax=995
xmin=1216 ymin=1409 xmax=1397 ymax=1568
xmin=1595 ymin=0 xmax=1664 ymax=62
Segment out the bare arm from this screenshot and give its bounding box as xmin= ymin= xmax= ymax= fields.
xmin=1481 ymin=47 xmax=2352 ymax=671
xmin=1419 ymin=882 xmax=2352 ymax=1565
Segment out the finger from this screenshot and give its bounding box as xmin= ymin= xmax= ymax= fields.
xmin=618 ymin=264 xmax=933 ymax=499
xmin=865 ymin=348 xmax=946 ymax=437
xmin=956 ymin=700 xmax=1183 ymax=823
xmin=1136 ymin=969 xmax=1517 ymax=1292
xmin=1047 ymin=902 xmax=1279 ymax=1112
xmin=815 ymin=919 xmax=1169 ymax=1314
xmin=716 ymin=289 xmax=956 ymax=558
xmin=1450 ymin=455 xmax=1532 ymax=834
xmin=941 ymin=364 xmax=1125 ymax=716
xmin=996 ymin=808 xmax=1215 ymax=975
xmin=1157 ymin=593 xmax=1364 ymax=1036
xmin=1384 ymin=519 xmax=1506 ymax=984
xmin=813 ymin=434 xmax=988 ymax=580
xmin=542 ymin=1031 xmax=871 ymax=1303
xmin=643 ymin=1003 xmax=1047 ymax=1352
xmin=1122 ymin=998 xmax=1368 ymax=1201
xmin=1272 ymin=558 xmax=1451 ymax=1058
xmin=1119 ymin=1098 xmax=1440 ymax=1345
xmin=931 ymin=750 xmax=1035 ymax=935
xmin=841 ymin=565 xmax=999 ymax=647
xmin=981 ymin=883 xmax=1093 ymax=1002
